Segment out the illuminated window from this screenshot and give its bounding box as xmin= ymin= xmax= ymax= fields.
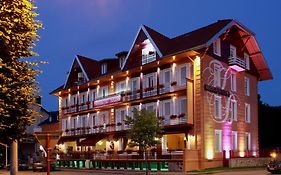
xmin=142 ymin=39 xmax=156 ymax=65
xmin=101 ymin=63 xmax=107 ymax=74
xmin=245 ymin=103 xmax=251 ymax=123
xmin=231 ymin=72 xmax=236 ymax=92
xmin=161 ymin=69 xmax=171 ymax=84
xmin=177 ymin=64 xmax=190 ymax=85
xmin=130 ymin=78 xmax=140 ymax=92
xmin=214 ymin=96 xmax=222 ymax=119
xmin=231 ymin=100 xmax=237 ymax=121
xmin=231 ymin=131 xmax=238 ymax=151
xmin=99 ymin=86 xmax=108 ymax=98
xmin=215 ymin=130 xmax=222 ymax=152
xmin=144 ymin=73 xmax=156 ymax=88
xmin=116 ymin=108 xmax=126 ymax=124
xmin=92 ymin=91 xmax=96 ymax=101
xmin=178 ymin=97 xmax=187 ymax=115
xmin=162 ymin=100 xmax=171 ymax=117
xmin=116 ymin=81 xmax=126 ymax=93
xmin=244 ymin=77 xmax=250 ymax=96
xmin=214 ymin=64 xmax=221 ymax=87
xmin=244 ymin=53 xmax=250 ymax=70
xmin=245 ymin=132 xmax=251 ymax=151
xmin=230 ymin=45 xmax=236 ymax=58
xmin=119 ymin=57 xmax=126 ymax=68
xmin=213 ymin=38 xmax=221 ymax=56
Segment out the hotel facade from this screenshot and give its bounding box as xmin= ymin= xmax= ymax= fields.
xmin=51 ymin=19 xmax=272 ymax=171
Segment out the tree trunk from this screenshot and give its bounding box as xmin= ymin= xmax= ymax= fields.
xmin=145 ymin=148 xmax=149 ymax=175
xmin=10 ymin=139 xmax=18 ymax=175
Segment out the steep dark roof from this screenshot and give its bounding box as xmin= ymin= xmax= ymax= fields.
xmin=38 ymin=111 xmax=59 ymax=126
xmin=49 ymin=85 xmax=64 ymax=95
xmin=77 ymin=55 xmax=99 ymax=80
xmin=143 ymin=25 xmax=171 ymax=55
xmin=167 ymin=19 xmax=232 ymax=54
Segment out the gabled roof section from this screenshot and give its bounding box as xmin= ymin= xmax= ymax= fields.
xmin=121 ymin=25 xmax=166 ymax=70
xmin=76 ymin=55 xmax=100 ymax=80
xmin=64 ymin=55 xmax=94 ymax=88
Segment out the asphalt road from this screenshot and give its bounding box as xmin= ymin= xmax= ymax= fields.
xmin=0 ymin=169 xmax=273 ymax=175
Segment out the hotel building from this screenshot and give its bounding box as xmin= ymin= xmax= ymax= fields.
xmin=51 ymin=19 xmax=272 ymax=171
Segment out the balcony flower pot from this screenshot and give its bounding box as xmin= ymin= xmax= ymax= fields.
xmin=93 ymin=126 xmax=98 ymax=129
xmin=158 ymin=84 xmax=164 ymax=88
xmin=178 ymin=113 xmax=185 ymax=118
xmin=170 ymin=115 xmax=177 ymax=119
xmin=136 ymin=89 xmax=141 ymax=93
xmin=126 ymin=150 xmax=133 ymax=154
xmin=171 ymin=81 xmax=177 ymax=86
xmin=107 ymin=150 xmax=114 ymax=154
xmin=117 ymin=150 xmax=124 ymax=154
xmin=117 ymin=122 xmax=122 ymax=126
xmin=86 ymin=101 xmax=91 ymax=105
xmin=145 ymin=87 xmax=154 ymax=92
xmin=126 ymin=91 xmax=132 ymax=95
xmin=158 ymin=116 xmax=165 ymax=120
xmin=70 ymin=128 xmax=75 ymax=131
xmin=65 ymin=129 xmax=69 ymax=132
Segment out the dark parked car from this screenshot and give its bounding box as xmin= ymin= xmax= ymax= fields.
xmin=32 ymin=161 xmax=56 ymax=172
xmin=267 ymin=161 xmax=281 ymax=174
xmin=6 ymin=160 xmax=29 ymax=171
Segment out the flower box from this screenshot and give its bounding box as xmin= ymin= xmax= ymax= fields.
xmin=117 ymin=122 xmax=122 ymax=126
xmin=117 ymin=150 xmax=124 ymax=154
xmin=145 ymin=87 xmax=154 ymax=92
xmin=171 ymin=81 xmax=177 ymax=86
xmin=170 ymin=115 xmax=177 ymax=119
xmin=126 ymin=150 xmax=133 ymax=154
xmin=178 ymin=113 xmax=185 ymax=118
xmin=158 ymin=116 xmax=165 ymax=120
xmin=158 ymin=84 xmax=164 ymax=88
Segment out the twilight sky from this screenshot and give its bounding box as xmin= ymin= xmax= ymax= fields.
xmin=35 ymin=0 xmax=281 ymax=111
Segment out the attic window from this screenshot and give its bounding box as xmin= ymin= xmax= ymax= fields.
xmin=213 ymin=38 xmax=221 ymax=56
xmin=119 ymin=57 xmax=126 ymax=68
xmin=101 ymin=63 xmax=107 ymax=74
xmin=142 ymin=39 xmax=156 ymax=65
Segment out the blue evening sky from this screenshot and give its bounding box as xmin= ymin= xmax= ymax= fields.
xmin=35 ymin=0 xmax=281 ymax=111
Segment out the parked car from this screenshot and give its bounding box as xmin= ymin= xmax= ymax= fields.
xmin=32 ymin=161 xmax=56 ymax=172
xmin=6 ymin=160 xmax=29 ymax=171
xmin=267 ymin=161 xmax=281 ymax=174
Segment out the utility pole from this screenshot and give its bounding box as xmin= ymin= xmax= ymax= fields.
xmin=10 ymin=140 xmax=18 ymax=175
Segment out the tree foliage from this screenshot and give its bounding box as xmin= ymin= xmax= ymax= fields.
xmin=0 ymin=0 xmax=42 ymax=143
xmin=125 ymin=108 xmax=162 ymax=150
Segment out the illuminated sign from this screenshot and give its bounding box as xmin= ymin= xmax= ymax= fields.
xmin=94 ymin=94 xmax=121 ymax=107
xmin=204 ymin=84 xmax=230 ymax=97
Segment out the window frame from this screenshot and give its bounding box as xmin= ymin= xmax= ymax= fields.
xmin=213 ymin=38 xmax=221 ymax=56
xmin=215 ymin=129 xmax=222 ymax=152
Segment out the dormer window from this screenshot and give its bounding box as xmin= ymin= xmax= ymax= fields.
xmin=244 ymin=53 xmax=250 ymax=70
xmin=77 ymin=72 xmax=84 ymax=82
xmin=119 ymin=57 xmax=126 ymax=68
xmin=213 ymin=38 xmax=221 ymax=56
xmin=142 ymin=39 xmax=156 ymax=65
xmin=101 ymin=63 xmax=107 ymax=74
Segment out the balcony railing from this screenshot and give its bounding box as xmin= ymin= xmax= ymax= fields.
xmin=158 ymin=113 xmax=187 ymax=126
xmin=142 ymin=52 xmax=156 ymax=65
xmin=143 ymin=86 xmax=157 ymax=98
xmin=228 ymin=56 xmax=246 ymax=71
xmin=124 ymin=90 xmax=140 ymax=101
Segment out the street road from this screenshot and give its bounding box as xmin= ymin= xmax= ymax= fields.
xmin=0 ymin=169 xmax=273 ymax=175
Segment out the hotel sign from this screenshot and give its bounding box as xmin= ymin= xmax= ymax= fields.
xmin=204 ymin=84 xmax=230 ymax=97
xmin=94 ymin=94 xmax=122 ymax=107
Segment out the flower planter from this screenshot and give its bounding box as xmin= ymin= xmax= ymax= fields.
xmin=171 ymin=81 xmax=177 ymax=86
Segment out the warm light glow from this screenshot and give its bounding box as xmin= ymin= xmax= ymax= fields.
xmin=140 ymin=66 xmax=143 ymax=70
xmin=207 ymin=149 xmax=214 ymax=160
xmin=87 ymin=83 xmax=90 ymax=87
xmin=157 ymin=61 xmax=160 ymax=65
xmin=58 ymin=91 xmax=61 ymax=95
xmin=239 ymin=151 xmax=245 ymax=157
xmin=225 ymin=150 xmax=230 ymax=159
xmin=172 ymin=56 xmax=175 ymax=61
xmin=271 ymin=152 xmax=277 ymax=159
xmin=97 ymin=141 xmax=103 ymax=146
xmin=139 ymin=103 xmax=142 ymax=110
xmin=173 ymin=96 xmax=177 ymax=100
xmin=252 ymin=151 xmax=257 ymax=157
xmin=126 ymin=71 xmax=129 ymax=75
xmin=68 ymin=89 xmax=71 ymax=92
xmin=97 ymin=80 xmax=100 ymax=84
xmin=157 ymin=67 xmax=160 ymax=75
xmin=111 ymin=75 xmax=113 ymax=79
xmin=111 ymin=108 xmax=114 ymax=113
xmin=195 ymin=56 xmax=200 ymax=64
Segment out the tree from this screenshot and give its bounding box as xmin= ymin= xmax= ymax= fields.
xmin=0 ymin=0 xmax=42 ymax=143
xmin=125 ymin=108 xmax=162 ymax=174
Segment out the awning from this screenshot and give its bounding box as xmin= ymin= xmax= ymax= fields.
xmin=77 ymin=134 xmax=107 ymax=146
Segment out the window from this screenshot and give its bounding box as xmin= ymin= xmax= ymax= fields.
xmin=245 ymin=103 xmax=251 ymax=123
xmin=178 ymin=98 xmax=187 ymax=114
xmin=244 ymin=53 xmax=250 ymax=70
xmin=231 ymin=100 xmax=237 ymax=121
xmin=130 ymin=78 xmax=139 ymax=91
xmin=73 ymin=118 xmax=76 ymax=129
xmin=144 ymin=73 xmax=156 ymax=88
xmin=99 ymin=86 xmax=108 ymax=98
xmin=214 ymin=64 xmax=221 ymax=87
xmin=72 ymin=96 xmax=76 ymax=105
xmin=161 ymin=100 xmax=171 ymax=118
xmin=215 ymin=130 xmax=222 ymax=152
xmin=245 ymin=132 xmax=251 ymax=151
xmin=213 ymin=38 xmax=221 ymax=56
xmin=214 ymin=96 xmax=222 ymax=119
xmin=162 ymin=69 xmax=171 ymax=84
xmin=244 ymin=77 xmax=250 ymax=96
xmin=180 ymin=66 xmax=187 ymax=85
xmin=92 ymin=115 xmax=95 ymax=127
xmin=119 ymin=57 xmax=126 ymax=68
xmin=80 ymin=94 xmax=85 ymax=104
xmin=92 ymin=91 xmax=96 ymax=101
xmin=116 ymin=108 xmax=126 ymax=124
xmin=148 ymin=75 xmax=155 ymax=87
xmin=230 ymin=45 xmax=236 ymax=58
xmin=116 ymin=81 xmax=126 ymax=93
xmin=65 ymin=98 xmax=68 ymax=107
xmin=142 ymin=39 xmax=156 ymax=65
xmin=82 ymin=117 xmax=86 ymax=128
xmin=101 ymin=63 xmax=107 ymax=74
xmin=231 ymin=72 xmax=236 ymax=92
xmin=232 ymin=131 xmax=238 ymax=151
